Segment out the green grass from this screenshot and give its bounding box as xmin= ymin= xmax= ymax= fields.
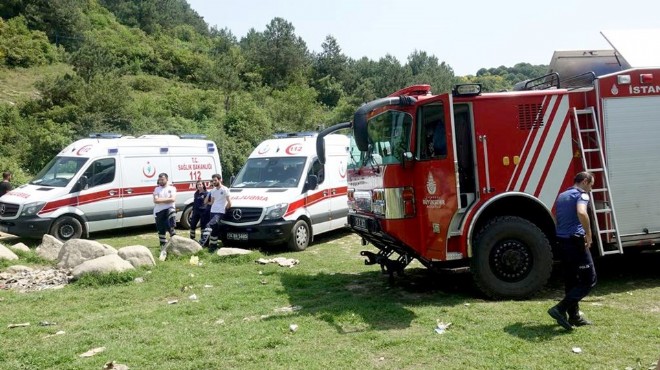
xmin=0 ymin=64 xmax=73 ymax=105
xmin=1 ymin=228 xmax=659 ymax=369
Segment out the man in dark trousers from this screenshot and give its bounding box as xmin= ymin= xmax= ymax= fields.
xmin=0 ymin=171 xmax=13 ymax=197
xmin=548 ymin=171 xmax=597 ymax=331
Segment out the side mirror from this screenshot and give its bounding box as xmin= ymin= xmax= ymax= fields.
xmin=305 ymin=174 xmax=318 ymax=191
xmin=72 ymin=176 xmax=88 ymax=192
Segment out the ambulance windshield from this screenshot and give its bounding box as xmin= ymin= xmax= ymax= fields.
xmin=30 ymin=156 xmax=89 ymax=187
xmin=232 ymin=157 xmax=306 ymax=188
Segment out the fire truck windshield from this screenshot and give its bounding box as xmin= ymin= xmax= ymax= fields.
xmin=362 ymin=110 xmax=412 ymax=167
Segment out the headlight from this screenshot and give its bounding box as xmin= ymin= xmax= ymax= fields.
xmin=21 ymin=201 xmax=46 ymax=216
xmin=264 ymin=203 xmax=288 ymax=220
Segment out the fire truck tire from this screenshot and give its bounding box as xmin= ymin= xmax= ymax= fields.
xmin=472 ymin=216 xmax=552 ymax=300
xmin=180 ymin=206 xmax=193 ymax=230
xmin=287 ymin=219 xmax=310 ymax=251
xmin=50 ymin=216 xmax=83 ymax=241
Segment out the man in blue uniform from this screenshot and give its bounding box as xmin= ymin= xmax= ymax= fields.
xmin=548 ymin=171 xmax=597 ymax=331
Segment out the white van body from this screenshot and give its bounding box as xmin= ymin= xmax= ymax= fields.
xmin=222 ymin=133 xmax=350 ymax=251
xmin=0 ymin=134 xmax=221 ymax=240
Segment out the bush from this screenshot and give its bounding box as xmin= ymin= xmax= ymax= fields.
xmin=0 ymin=16 xmax=59 ymax=68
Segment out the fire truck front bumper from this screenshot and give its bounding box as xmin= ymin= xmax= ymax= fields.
xmin=220 ymin=219 xmax=295 ymax=245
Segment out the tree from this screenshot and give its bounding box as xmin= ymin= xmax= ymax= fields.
xmin=241 ymin=18 xmax=311 ymax=89
xmin=0 ymin=16 xmax=59 ymax=67
xmin=312 ymin=35 xmax=348 ymax=107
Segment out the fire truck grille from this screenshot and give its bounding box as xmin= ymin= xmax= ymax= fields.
xmin=224 ymin=207 xmax=262 ymax=223
xmin=0 ymin=202 xmax=20 ymax=218
xmin=518 ymin=104 xmax=544 ymax=130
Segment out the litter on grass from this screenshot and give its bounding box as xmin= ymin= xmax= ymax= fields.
xmin=79 ymin=347 xmax=106 ymax=358
xmin=572 ymin=347 xmax=582 ymax=354
xmin=8 ymin=322 xmax=30 ymax=328
xmin=256 ymin=257 xmax=299 ymax=268
xmin=434 ymin=320 xmax=451 ymax=334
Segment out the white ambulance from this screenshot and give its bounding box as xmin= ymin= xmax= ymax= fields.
xmin=0 ymin=134 xmax=221 ymax=241
xmin=221 ymin=132 xmax=350 ymax=251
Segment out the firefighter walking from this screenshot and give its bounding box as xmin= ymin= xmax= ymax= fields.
xmin=548 ymin=171 xmax=597 ymax=330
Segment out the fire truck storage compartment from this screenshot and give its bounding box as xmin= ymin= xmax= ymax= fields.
xmin=603 ymin=95 xmax=660 ymax=236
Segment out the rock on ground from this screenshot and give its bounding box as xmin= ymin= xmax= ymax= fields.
xmin=57 ymin=239 xmax=117 ymax=269
xmin=36 ymin=235 xmax=64 ymax=261
xmin=117 ymin=245 xmax=155 ymax=267
xmin=0 ymin=268 xmax=71 ymax=292
xmin=72 ymin=254 xmax=134 ymax=280
xmin=9 ymin=242 xmax=30 ymax=253
xmin=217 ymin=247 xmax=252 ymax=256
xmin=4 ymin=265 xmax=34 ymax=273
xmin=0 ymin=244 xmax=19 ymax=261
xmin=167 ymin=235 xmax=202 ymax=256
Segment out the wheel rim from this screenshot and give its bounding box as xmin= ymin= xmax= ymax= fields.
xmin=489 ymin=239 xmax=533 ymax=282
xmin=60 ymin=224 xmax=75 ymax=239
xmin=295 ymin=224 xmax=308 ymax=248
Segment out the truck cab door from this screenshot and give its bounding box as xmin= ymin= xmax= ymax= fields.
xmin=413 ymin=93 xmax=458 ymax=260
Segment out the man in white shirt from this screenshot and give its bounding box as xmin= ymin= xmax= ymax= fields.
xmin=153 ymin=173 xmax=177 ymax=261
xmin=199 ymin=173 xmax=231 ymax=252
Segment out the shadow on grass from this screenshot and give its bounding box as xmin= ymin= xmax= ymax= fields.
xmin=277 ymin=268 xmax=474 ymax=333
xmin=221 ymin=228 xmax=355 ymax=255
xmin=539 ymin=250 xmax=660 ymax=299
xmin=503 ymin=322 xmax=572 ymax=341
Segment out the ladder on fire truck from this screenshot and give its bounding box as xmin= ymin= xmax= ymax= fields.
xmin=572 ymin=107 xmax=624 ymax=255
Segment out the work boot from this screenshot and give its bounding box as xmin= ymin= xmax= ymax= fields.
xmin=548 ymin=306 xmax=573 ymax=331
xmin=569 ymin=315 xmax=593 ymax=326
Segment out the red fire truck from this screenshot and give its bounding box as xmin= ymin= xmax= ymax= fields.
xmin=316 ymin=34 xmax=660 ymax=299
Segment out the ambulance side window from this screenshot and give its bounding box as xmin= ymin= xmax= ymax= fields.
xmin=83 ymin=158 xmax=116 ymax=188
xmin=309 ymin=159 xmax=325 ymax=185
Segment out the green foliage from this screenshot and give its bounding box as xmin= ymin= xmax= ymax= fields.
xmin=475 ymin=62 xmax=549 ymax=90
xmin=99 ymin=0 xmax=209 ymax=35
xmin=0 ymin=16 xmax=59 ymax=67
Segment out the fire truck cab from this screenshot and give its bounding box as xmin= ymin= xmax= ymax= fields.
xmin=317 ymin=31 xmax=660 ymax=299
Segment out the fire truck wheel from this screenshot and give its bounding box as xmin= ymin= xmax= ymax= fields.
xmin=180 ymin=206 xmax=193 ymax=230
xmin=287 ymin=219 xmax=310 ymax=251
xmin=472 ymin=216 xmax=552 ymax=300
xmin=50 ymin=216 xmax=83 ymax=241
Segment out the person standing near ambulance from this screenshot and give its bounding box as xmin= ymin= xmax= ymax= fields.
xmin=189 ymin=180 xmax=211 ymax=240
xmin=153 ymin=173 xmax=177 ymax=261
xmin=199 ymin=173 xmax=231 ymax=252
xmin=548 ymin=171 xmax=597 ymax=330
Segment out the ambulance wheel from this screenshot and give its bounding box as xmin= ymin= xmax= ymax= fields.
xmin=180 ymin=206 xmax=193 ymax=230
xmin=50 ymin=216 xmax=83 ymax=241
xmin=471 ymin=216 xmax=552 ymax=300
xmin=287 ymin=220 xmax=310 ymax=251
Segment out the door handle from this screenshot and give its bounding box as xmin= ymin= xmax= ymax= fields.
xmin=331 ymin=189 xmax=336 ymax=195
xmin=323 ymin=191 xmax=328 ymax=196
xmin=125 ymin=188 xmax=133 ymax=194
xmin=109 ymin=190 xmax=117 ymax=196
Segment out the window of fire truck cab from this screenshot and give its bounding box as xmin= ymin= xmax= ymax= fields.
xmin=366 ymin=110 xmax=412 ymax=165
xmin=418 ymin=104 xmax=447 ymax=160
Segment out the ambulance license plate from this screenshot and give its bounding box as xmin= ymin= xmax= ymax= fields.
xmin=353 ymin=217 xmax=367 ymax=230
xmin=227 ymin=232 xmax=248 ymax=241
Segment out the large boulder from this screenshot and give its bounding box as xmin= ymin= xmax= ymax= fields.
xmin=57 ymin=239 xmax=117 ymax=269
xmin=0 ymin=244 xmax=19 ymax=261
xmin=71 ymin=254 xmax=135 ymax=280
xmin=167 ymin=235 xmax=202 ymax=257
xmin=36 ymin=234 xmax=64 ymax=261
xmin=9 ymin=242 xmax=30 ymax=253
xmin=117 ymin=245 xmax=155 ymax=267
